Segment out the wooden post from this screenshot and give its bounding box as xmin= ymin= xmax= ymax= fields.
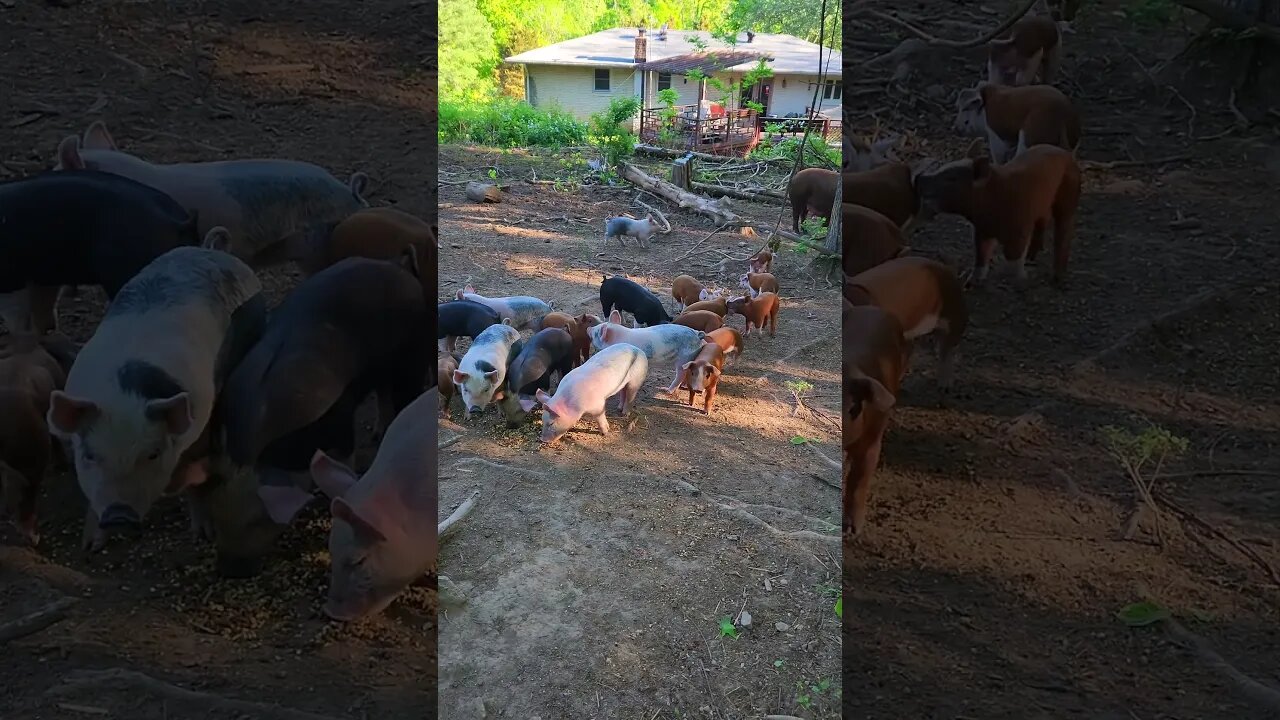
xmin=671 ymin=155 xmax=695 ymax=190
xmin=695 ymin=77 xmax=706 ymax=147
xmin=825 ymin=176 xmax=842 ymax=256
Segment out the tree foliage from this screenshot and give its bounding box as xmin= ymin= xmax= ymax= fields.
xmin=439 ymin=0 xmax=500 ymax=102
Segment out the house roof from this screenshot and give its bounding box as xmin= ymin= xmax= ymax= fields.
xmin=505 ymin=28 xmax=840 ymax=75
xmin=638 ymin=50 xmax=768 ymax=75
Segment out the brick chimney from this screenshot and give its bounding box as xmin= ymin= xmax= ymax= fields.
xmin=635 ymin=31 xmax=648 ymax=64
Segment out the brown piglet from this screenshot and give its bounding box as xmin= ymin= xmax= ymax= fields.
xmin=844 ymin=204 xmax=908 ymax=276
xmin=572 ymin=314 xmax=601 ymax=364
xmin=845 ymin=163 xmax=917 ymax=231
xmin=673 ymin=310 xmax=724 ymax=333
xmin=705 ymin=327 xmax=744 ymax=362
xmin=676 ymin=341 xmax=726 ymax=414
xmin=954 ymin=82 xmax=1081 ymax=165
xmin=843 ymin=304 xmax=908 ymax=537
xmin=748 ymin=248 xmax=773 ymax=273
xmin=437 ymin=351 xmax=458 ymax=417
xmin=534 ymin=312 xmax=582 ymax=366
xmin=301 ymin=206 xmax=438 ymax=296
xmin=914 ymin=145 xmax=1081 ymax=288
xmin=988 ymin=15 xmax=1061 ymax=87
xmin=727 ymin=292 xmax=780 ymax=338
xmin=683 ymin=297 xmax=728 ymax=317
xmin=739 ymin=272 xmax=779 ymax=297
xmin=671 ymin=274 xmax=704 ymax=310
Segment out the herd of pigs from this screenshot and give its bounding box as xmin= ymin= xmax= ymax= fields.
xmin=437 ymin=241 xmax=782 ymax=442
xmin=0 ymin=121 xmax=439 ymax=622
xmin=835 ymin=7 xmax=1082 ymax=536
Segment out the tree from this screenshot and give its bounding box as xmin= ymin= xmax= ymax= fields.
xmin=721 ymin=0 xmax=840 ymax=48
xmin=440 ymin=0 xmax=500 ymax=102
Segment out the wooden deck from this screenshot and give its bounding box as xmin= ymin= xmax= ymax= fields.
xmin=639 ymin=105 xmax=760 ymax=156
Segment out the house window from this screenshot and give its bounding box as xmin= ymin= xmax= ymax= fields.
xmin=594 ymin=69 xmax=611 ymax=92
xmin=657 ymin=72 xmax=672 ymax=91
xmin=822 ymin=79 xmax=842 ymax=100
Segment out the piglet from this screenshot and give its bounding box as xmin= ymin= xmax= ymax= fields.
xmin=846 ymin=163 xmax=917 ymax=231
xmin=535 ymin=343 xmax=649 ymax=444
xmin=455 ymin=286 xmax=551 ymax=331
xmin=747 ymin=248 xmax=773 ymax=274
xmin=298 ymin=206 xmax=437 ymax=298
xmin=727 ymin=292 xmax=780 ymax=338
xmin=848 ymin=135 xmax=897 ymax=173
xmin=589 ymin=310 xmax=704 ymax=394
xmin=788 ymin=168 xmax=838 ymax=231
xmin=671 ymin=274 xmax=704 ymax=311
xmin=676 ymin=342 xmax=726 ymax=414
xmin=954 ymin=82 xmax=1080 ymax=165
xmin=739 ymin=272 xmax=779 ymax=297
xmin=844 ymin=204 xmax=907 ymax=276
xmin=600 ymin=275 xmax=671 ymax=326
xmin=705 ymin=327 xmax=744 ymax=362
xmin=438 ymin=299 xmax=500 ymax=352
xmin=500 ymin=328 xmax=575 ymax=427
xmin=309 ymin=387 xmax=438 ymax=622
xmin=988 ymin=15 xmax=1061 ymax=87
xmin=683 ymin=297 xmax=728 ymax=317
xmin=673 ymin=310 xmax=724 ymax=333
xmin=605 ymin=214 xmax=659 ymax=249
xmin=437 ymin=351 xmax=458 ymax=417
xmin=453 ymin=321 xmax=522 ymax=417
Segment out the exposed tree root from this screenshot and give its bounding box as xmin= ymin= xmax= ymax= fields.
xmin=1162 ymin=618 xmax=1280 ymax=713
xmin=439 ymin=490 xmax=480 ymax=540
xmin=0 ymin=596 xmax=77 ymax=644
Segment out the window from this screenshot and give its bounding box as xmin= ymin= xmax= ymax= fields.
xmin=657 ymin=72 xmax=672 ymax=91
xmin=594 ymin=69 xmax=611 ymax=92
xmin=822 ymin=79 xmax=842 ymax=100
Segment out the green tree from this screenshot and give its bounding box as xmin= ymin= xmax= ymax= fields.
xmin=440 ymin=0 xmax=500 ymax=101
xmin=721 ymin=0 xmax=840 ymax=48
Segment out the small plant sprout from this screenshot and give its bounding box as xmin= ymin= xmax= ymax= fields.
xmin=1100 ymin=423 xmax=1189 ymax=547
xmin=717 ymin=616 xmax=739 ymax=639
xmin=1117 ymin=600 xmax=1170 ymax=627
xmin=784 ymin=379 xmax=815 ymax=417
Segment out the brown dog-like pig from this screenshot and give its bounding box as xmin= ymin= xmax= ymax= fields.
xmin=673 ymin=310 xmax=724 ymax=333
xmin=914 ymin=145 xmax=1081 ymax=288
xmin=437 ymin=351 xmax=458 ymax=417
xmin=676 ymin=341 xmax=726 ymax=414
xmin=705 ymin=327 xmax=744 ymax=362
xmin=788 ymin=168 xmax=838 ymax=232
xmin=844 ymin=257 xmax=968 ymax=390
xmin=954 ymin=82 xmax=1081 ymax=165
xmin=739 ymin=272 xmax=779 ymax=297
xmin=299 ymin=206 xmax=438 ymax=295
xmin=848 ymin=135 xmax=897 ymax=172
xmin=683 ymin=297 xmax=728 ymax=317
xmin=988 ymin=15 xmax=1061 ymax=87
xmin=843 ymin=305 xmax=908 ymax=537
xmin=534 ymin=311 xmax=581 ymax=366
xmin=727 ymin=292 xmax=780 ymax=338
xmin=572 ymin=313 xmax=601 ymax=364
xmin=747 ymin=248 xmax=773 ymax=273
xmin=0 ymin=334 xmax=74 ymax=545
xmin=844 ymin=204 xmax=908 ymax=276
xmin=845 ymin=163 xmax=917 ymax=231
xmin=671 ymin=274 xmax=704 ymax=311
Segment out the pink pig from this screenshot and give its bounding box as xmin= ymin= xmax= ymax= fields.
xmin=309 ymin=387 xmax=437 ymax=621
xmin=535 ymin=343 xmax=649 ymax=444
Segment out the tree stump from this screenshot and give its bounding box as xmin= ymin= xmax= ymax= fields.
xmin=671 ymin=156 xmax=694 ymax=190
xmin=465 ymin=182 xmax=502 ymax=204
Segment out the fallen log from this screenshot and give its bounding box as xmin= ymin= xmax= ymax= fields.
xmin=634 ymin=144 xmax=791 ymax=167
xmin=464 ymin=182 xmax=502 ymax=203
xmin=0 ymin=596 xmax=77 ymax=644
xmin=619 ymin=162 xmax=740 ymax=226
xmin=692 ymin=181 xmax=787 ymax=202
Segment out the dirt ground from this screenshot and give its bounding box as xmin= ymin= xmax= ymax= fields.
xmin=1 ymin=1 xmax=436 ymax=718
xmin=436 ymin=147 xmax=843 ymax=717
xmin=849 ymin=1 xmax=1280 ymax=718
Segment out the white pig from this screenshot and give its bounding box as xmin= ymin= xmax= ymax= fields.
xmin=47 ymin=247 xmax=265 ymax=549
xmin=604 ymin=215 xmax=658 ymax=249
xmin=452 ymin=321 xmax=521 ymax=417
xmin=454 ymin=285 xmax=551 ymax=330
xmin=310 ymin=387 xmax=437 ymax=621
xmin=535 ymin=343 xmax=649 ymax=444
xmin=588 ymin=310 xmax=704 ymax=393
xmin=55 ymin=121 xmax=367 ymax=269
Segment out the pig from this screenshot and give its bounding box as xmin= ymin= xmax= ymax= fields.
xmin=534 ymin=343 xmax=649 ymax=444
xmin=533 ymin=311 xmax=595 ymax=367
xmin=0 ymin=170 xmax=211 ymax=334
xmin=844 ymin=257 xmax=968 ymax=390
xmin=500 ymin=328 xmax=575 ymax=427
xmin=705 ymin=327 xmax=744 ymax=362
xmin=747 ymin=248 xmax=774 ymax=274
xmin=438 ymin=352 xmax=458 ymax=417
xmin=589 ymin=310 xmax=705 ymax=394
xmin=675 ymin=341 xmax=726 ymax=414
xmin=846 ymin=163 xmax=918 ymax=231
xmin=600 ymin=275 xmax=672 ymax=327
xmin=292 ymin=206 xmax=438 ymax=295
xmin=308 ymin=387 xmax=438 ymax=621
xmin=0 ymin=334 xmax=74 ymax=545
xmin=683 ymin=297 xmax=728 ymax=317
xmin=673 ymin=310 xmax=724 ymax=333
xmin=55 ymin=122 xmax=368 ymax=269
xmin=727 ymin=293 xmax=781 ymax=338
xmin=988 ymin=15 xmax=1061 ymax=87
xmin=204 ymin=256 xmax=429 ymax=578
xmin=788 ymin=168 xmax=838 ymax=232
xmin=605 ymin=214 xmax=659 ymax=249
xmin=844 ymin=204 xmax=908 ymax=276
xmin=454 ymin=285 xmax=551 ymax=331
xmin=46 ymin=247 xmax=266 ymax=550
xmin=954 ymin=82 xmax=1081 ymax=165
xmin=452 ymin=321 xmax=522 ymax=418
xmin=671 ymin=274 xmax=704 ymax=311
xmin=848 ymin=135 xmax=898 ymax=172
xmin=843 ymin=305 xmax=908 ymax=537
xmin=739 ymin=272 xmax=779 ymax=297
xmin=438 ymin=299 xmax=501 ymax=352
xmin=914 ymin=146 xmax=1081 ymax=288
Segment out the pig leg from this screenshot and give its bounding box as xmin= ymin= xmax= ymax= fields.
xmin=1016 ymin=49 xmax=1044 ymax=86
xmin=81 ymin=508 xmax=106 ymax=552
xmin=30 ymin=284 xmax=62 ymax=335
xmin=1027 ymin=221 xmax=1046 ymax=267
xmin=664 ymin=361 xmax=684 ymax=394
xmin=969 ymin=235 xmax=998 ymax=288
xmin=6 ymin=465 xmax=41 ymax=545
xmin=1003 ymin=231 xmax=1033 ymax=291
xmin=703 ymin=382 xmax=717 ymax=414
xmin=594 ymin=412 xmax=611 ymax=436
xmin=621 ymin=379 xmax=642 ymax=415
xmin=848 ymin=430 xmax=886 ymax=537
xmin=0 ymin=288 xmax=34 ymax=334
xmin=1041 ymin=45 xmax=1060 ymax=84
xmin=769 ymin=308 xmax=778 ymax=337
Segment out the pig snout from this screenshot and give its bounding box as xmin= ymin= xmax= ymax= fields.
xmin=98 ymin=503 xmax=141 ymax=529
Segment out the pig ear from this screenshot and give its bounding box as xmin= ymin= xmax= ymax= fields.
xmin=202 ymin=226 xmax=232 ymax=253
xmin=484 ymin=369 xmax=500 ymax=381
xmin=332 ymin=497 xmax=388 ymax=543
xmin=609 ymin=309 xmax=622 ymax=324
xmin=57 ymin=136 xmax=85 ymax=170
xmin=464 ymin=284 xmax=476 ymax=293
xmin=349 ymin=171 xmax=369 ymax=200
xmin=310 ymin=450 xmax=358 ymax=499
xmin=259 ymin=485 xmax=315 ymax=525
xmin=708 ymin=364 xmax=723 ymax=377
xmin=48 ymin=391 xmax=98 ymax=436
xmin=858 ymin=377 xmax=896 ymax=412
xmin=454 ymin=289 xmax=466 ymax=300
xmin=399 ymin=245 xmax=420 ymax=278
xmin=82 ymin=121 xmax=117 ymax=150
xmin=518 ymin=396 xmax=538 ymax=412
xmin=453 ymin=370 xmax=469 ymax=385
xmin=146 ymin=393 xmax=193 ymax=435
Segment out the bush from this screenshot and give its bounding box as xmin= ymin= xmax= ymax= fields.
xmin=750 ymin=130 xmax=841 ymax=168
xmin=438 ymin=98 xmax=588 ymax=148
xmin=587 ymin=96 xmax=642 ymax=170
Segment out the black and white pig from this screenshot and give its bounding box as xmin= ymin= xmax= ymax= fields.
xmin=55 ymin=121 xmax=368 ymax=270
xmin=0 ymin=170 xmax=213 ymax=334
xmin=45 ymin=247 xmax=266 ymax=549
xmin=202 ymin=256 xmax=430 ymax=578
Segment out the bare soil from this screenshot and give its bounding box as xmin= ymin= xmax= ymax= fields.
xmin=436 ymin=147 xmax=843 ymax=717
xmin=1 ymin=1 xmax=436 ymax=718
xmin=849 ymin=1 xmax=1280 ymax=718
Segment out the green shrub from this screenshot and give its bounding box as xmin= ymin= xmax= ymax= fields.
xmin=751 ymin=130 xmax=840 ymax=168
xmin=438 ymin=98 xmax=588 ymax=148
xmin=587 ymin=96 xmax=642 ymax=170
